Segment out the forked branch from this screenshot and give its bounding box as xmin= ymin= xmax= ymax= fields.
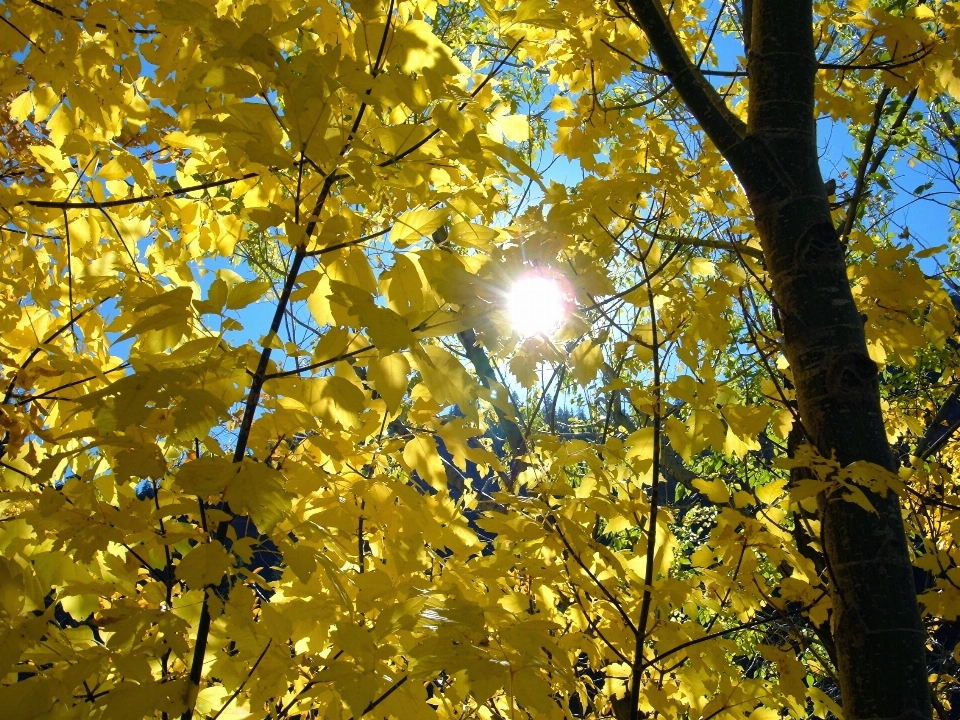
xmin=626 ymin=0 xmax=747 ymax=158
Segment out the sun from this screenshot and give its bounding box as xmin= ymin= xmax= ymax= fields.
xmin=507 ymin=274 xmax=568 ymax=337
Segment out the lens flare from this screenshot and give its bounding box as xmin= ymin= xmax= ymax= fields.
xmin=508 ymin=274 xmax=567 ymax=337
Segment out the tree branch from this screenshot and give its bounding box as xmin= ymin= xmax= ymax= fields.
xmin=628 ymin=230 xmax=664 ymax=720
xmin=643 ymin=593 xmax=827 ymax=670
xmin=458 ymin=327 xmax=526 ymax=489
xmin=551 ymin=518 xmax=639 ymax=636
xmin=2 ymin=299 xmax=108 ymax=404
xmin=626 ymin=0 xmax=747 ymax=156
xmin=180 ymin=0 xmax=399 ymax=708
xmin=22 ymin=173 xmax=259 ymax=210
xmin=210 ymin=640 xmax=272 ymax=720
xmin=358 ymin=675 xmax=408 ymax=717
xmin=305 ymin=227 xmax=390 ymax=257
xmin=840 ymin=87 xmax=917 ymax=242
xmin=1 ymin=15 xmax=45 ymax=53
xmin=265 ymin=343 xmax=376 ymax=380
xmin=913 ymin=383 xmax=960 ymax=461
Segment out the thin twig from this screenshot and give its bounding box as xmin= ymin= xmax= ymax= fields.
xmin=210 ymin=640 xmax=273 ymax=720
xmin=552 ymin=519 xmax=639 ymax=635
xmin=627 ymin=228 xmax=664 ymax=720
xmin=377 ymin=38 xmax=524 ymax=169
xmin=2 ymin=299 xmax=109 ymax=404
xmin=1 ymin=15 xmax=45 ymax=53
xmin=62 ymin=209 xmax=77 ymax=350
xmin=23 ymin=173 xmax=258 ymax=209
xmin=180 ymin=5 xmax=397 ymax=716
xmin=358 ymin=675 xmax=408 ymax=717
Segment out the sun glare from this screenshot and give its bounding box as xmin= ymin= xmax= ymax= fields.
xmin=508 ymin=274 xmax=567 ymax=337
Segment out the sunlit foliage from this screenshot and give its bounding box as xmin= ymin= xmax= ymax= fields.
xmin=1 ymin=1 xmax=960 ymax=719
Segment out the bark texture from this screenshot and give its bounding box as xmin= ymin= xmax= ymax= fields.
xmin=625 ymin=1 xmax=930 ymax=718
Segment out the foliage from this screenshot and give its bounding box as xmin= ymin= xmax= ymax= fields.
xmin=0 ymin=1 xmax=960 ymax=719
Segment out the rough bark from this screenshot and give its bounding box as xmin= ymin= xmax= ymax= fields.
xmin=625 ymin=1 xmax=930 ymax=718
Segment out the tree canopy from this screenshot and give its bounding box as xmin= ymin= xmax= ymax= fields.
xmin=1 ymin=1 xmax=960 ymax=719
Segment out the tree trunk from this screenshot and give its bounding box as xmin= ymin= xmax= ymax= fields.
xmin=626 ymin=1 xmax=931 ymax=718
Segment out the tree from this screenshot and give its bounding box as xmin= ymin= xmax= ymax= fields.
xmin=1 ymin=1 xmax=960 ymax=720
xmin=619 ymin=2 xmax=929 ymax=719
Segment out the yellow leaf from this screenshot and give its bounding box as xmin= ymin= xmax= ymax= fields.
xmin=670 ymin=375 xmax=698 ymax=403
xmin=498 ymin=591 xmax=531 ymax=614
xmin=433 ymin=101 xmax=474 ymax=141
xmin=99 ymin=681 xmax=189 ymax=720
xmin=391 ymin=208 xmax=449 ymax=247
xmin=174 ymin=456 xmax=233 ymax=498
xmin=31 ymin=85 xmax=58 ymax=119
xmin=447 ymin=221 xmax=498 ymax=249
xmin=414 ymin=345 xmax=477 ymax=416
xmin=771 ymin=408 xmax=794 ymax=439
xmin=381 ymin=254 xmax=424 ymax=313
xmin=114 ymin=444 xmax=167 ymax=480
xmin=327 ymin=279 xmax=416 ymax=351
xmin=281 ymin=540 xmax=317 ymax=584
xmin=164 ymin=130 xmax=208 ymax=152
xmin=403 ymin=435 xmax=448 ymax=490
xmin=490 ymin=114 xmax=530 ymax=143
xmin=368 ymin=352 xmax=410 ymax=413
xmin=550 ymin=94 xmax=573 ymax=113
xmin=692 ymin=478 xmax=730 ymax=504
xmin=315 ymin=213 xmax=352 ymax=248
xmin=307 ymin=274 xmax=335 ymax=327
xmin=195 ymin=687 xmax=235 ymax=719
xmin=30 ymin=144 xmax=72 ymax=173
xmin=841 ymin=484 xmax=877 ymax=514
xmin=47 ymin=104 xmax=75 ymax=148
xmin=689 ymin=257 xmax=716 ymax=277
xmin=570 ymin=339 xmax=604 ymax=385
xmin=389 ymin=20 xmax=468 ymax=76
xmin=224 ymin=460 xmax=291 ymax=532
xmin=9 ymin=91 xmax=32 ymax=122
xmin=809 ymin=687 xmax=843 ymax=720
xmin=273 ymin=375 xmax=366 ymax=429
xmin=724 ymin=426 xmax=754 ymax=457
xmin=438 ymin=418 xmax=489 ymax=470
xmin=226 ymin=278 xmax=271 ymax=309
xmin=720 ymin=404 xmax=773 ymax=439
xmin=176 ymin=541 xmax=233 ymax=588
xmin=665 ymin=409 xmax=726 ymax=460
xmin=690 ymin=545 xmax=715 ymax=568
xmin=61 ymin=594 xmax=99 ymax=622
xmin=116 ymin=286 xmax=194 ymax=342
xmin=356 ymin=304 xmax=416 ymax=353
xmin=756 ymin=480 xmax=786 ymax=505
xmin=510 ymin=351 xmax=539 ymax=387
xmin=0 ymin=561 xmax=25 ymax=616
xmin=625 ymin=427 xmax=654 ymax=460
